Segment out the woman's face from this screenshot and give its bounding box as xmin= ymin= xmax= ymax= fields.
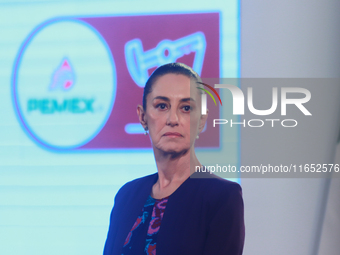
xmin=141 ymin=73 xmax=207 ymax=154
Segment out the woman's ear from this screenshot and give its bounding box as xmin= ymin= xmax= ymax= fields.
xmin=198 ymin=109 xmax=209 ymax=133
xmin=137 ymin=104 xmax=147 ymax=129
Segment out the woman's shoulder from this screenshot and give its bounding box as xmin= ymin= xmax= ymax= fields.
xmin=173 ymin=172 xmax=243 ymax=225
xmin=185 ymin=171 xmax=243 ymax=210
xmin=122 ymin=172 xmax=157 ymax=188
xmin=115 ymin=172 xmax=158 ymax=199
xmin=189 ymin=171 xmax=242 ymax=194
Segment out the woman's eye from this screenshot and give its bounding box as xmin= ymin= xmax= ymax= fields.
xmin=183 ymin=105 xmax=191 ymax=112
xmin=156 ymin=103 xmax=167 ymax=110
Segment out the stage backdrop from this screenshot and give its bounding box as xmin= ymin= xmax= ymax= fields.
xmin=0 ymin=1 xmax=239 ymax=254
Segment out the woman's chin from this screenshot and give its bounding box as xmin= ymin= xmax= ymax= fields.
xmin=155 ymin=145 xmax=190 ymax=156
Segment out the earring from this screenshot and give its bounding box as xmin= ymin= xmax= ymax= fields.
xmin=196 ymin=135 xmax=199 ymax=139
xmin=144 ymin=127 xmax=148 ymax=135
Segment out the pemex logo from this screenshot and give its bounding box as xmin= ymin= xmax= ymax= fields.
xmin=12 ymin=19 xmax=116 ymax=150
xmin=49 ymin=58 xmax=75 ymax=90
xmin=197 ymin=82 xmax=222 ymax=115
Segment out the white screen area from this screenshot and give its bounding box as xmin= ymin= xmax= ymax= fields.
xmin=0 ymin=0 xmax=239 ymax=254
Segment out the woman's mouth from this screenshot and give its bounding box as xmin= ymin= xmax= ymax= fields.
xmin=163 ymin=132 xmax=182 ymax=137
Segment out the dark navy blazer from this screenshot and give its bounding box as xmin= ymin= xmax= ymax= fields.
xmin=103 ymin=171 xmax=245 ymax=255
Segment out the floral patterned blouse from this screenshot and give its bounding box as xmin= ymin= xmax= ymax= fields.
xmin=121 ymin=195 xmax=169 ymax=255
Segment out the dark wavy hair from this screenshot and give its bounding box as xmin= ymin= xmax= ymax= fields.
xmin=142 ymin=62 xmax=202 ymax=111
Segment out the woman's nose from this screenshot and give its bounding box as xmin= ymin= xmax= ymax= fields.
xmin=166 ymin=108 xmax=179 ymax=126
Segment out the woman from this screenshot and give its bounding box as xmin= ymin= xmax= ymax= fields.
xmin=103 ymin=63 xmax=245 ymax=255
